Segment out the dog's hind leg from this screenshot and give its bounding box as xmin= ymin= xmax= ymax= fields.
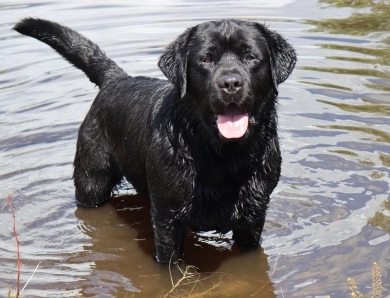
xmin=73 ymin=121 xmax=122 ymax=207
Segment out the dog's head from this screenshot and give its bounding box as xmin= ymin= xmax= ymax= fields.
xmin=158 ymin=20 xmax=296 ymax=141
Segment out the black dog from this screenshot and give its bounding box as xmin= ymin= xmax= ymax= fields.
xmin=14 ymin=18 xmax=296 ymax=263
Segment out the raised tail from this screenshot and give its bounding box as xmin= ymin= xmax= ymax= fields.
xmin=13 ymin=18 xmax=127 ymax=88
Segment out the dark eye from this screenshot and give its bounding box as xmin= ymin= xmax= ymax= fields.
xmin=245 ymin=53 xmax=256 ymax=61
xmin=202 ymin=55 xmax=212 ymax=63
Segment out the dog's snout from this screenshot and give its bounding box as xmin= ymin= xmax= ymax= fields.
xmin=217 ymin=73 xmax=243 ymax=94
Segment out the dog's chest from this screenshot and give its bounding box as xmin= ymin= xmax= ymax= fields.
xmin=180 ymin=178 xmax=246 ymax=232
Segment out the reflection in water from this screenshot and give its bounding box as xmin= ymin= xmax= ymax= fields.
xmin=368 ymin=200 xmax=390 ymax=235
xmin=309 ymin=0 xmax=390 ymax=36
xmin=1 ymin=0 xmax=390 ymax=296
xmin=304 ymin=1 xmax=390 ymax=92
xmin=320 ymin=125 xmax=390 ymax=143
xmin=75 ymin=195 xmax=275 ymax=297
xmin=318 ymin=98 xmax=390 ymax=116
xmin=272 ymin=0 xmax=390 ymax=296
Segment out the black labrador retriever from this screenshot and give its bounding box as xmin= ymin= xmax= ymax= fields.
xmin=14 ymin=18 xmax=296 ymax=263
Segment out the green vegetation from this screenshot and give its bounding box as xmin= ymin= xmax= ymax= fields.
xmin=302 ymin=0 xmax=390 ymax=92
xmin=369 ymin=171 xmax=386 ymax=180
xmin=368 ymin=200 xmax=390 ymax=235
xmin=299 ymin=81 xmax=353 ymax=91
xmin=308 ymin=1 xmax=390 ymax=36
xmin=319 ymin=125 xmax=390 ymax=143
xmin=318 ymin=99 xmax=390 ymax=116
xmin=379 ymin=152 xmax=390 ymax=166
xmin=329 ymin=150 xmax=359 ymax=156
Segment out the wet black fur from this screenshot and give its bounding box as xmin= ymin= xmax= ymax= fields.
xmin=14 ymin=18 xmax=296 ymax=263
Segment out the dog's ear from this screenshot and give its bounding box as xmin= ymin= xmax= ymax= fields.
xmin=256 ymin=24 xmax=297 ymax=94
xmin=158 ymin=26 xmax=197 ymax=98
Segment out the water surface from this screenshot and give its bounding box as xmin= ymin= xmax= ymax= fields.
xmin=1 ymin=0 xmax=389 ymax=297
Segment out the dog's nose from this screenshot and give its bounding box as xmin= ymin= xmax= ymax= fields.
xmin=217 ymin=73 xmax=243 ymax=94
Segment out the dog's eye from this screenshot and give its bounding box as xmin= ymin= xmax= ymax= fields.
xmin=202 ymin=55 xmax=212 ymax=63
xmin=245 ymin=53 xmax=256 ymax=61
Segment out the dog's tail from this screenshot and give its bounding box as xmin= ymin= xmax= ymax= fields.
xmin=13 ymin=18 xmax=127 ymax=88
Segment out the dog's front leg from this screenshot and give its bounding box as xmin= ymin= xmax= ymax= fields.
xmin=232 ymin=217 xmax=265 ymax=246
xmin=232 ymin=178 xmax=270 ymax=246
xmin=150 ymin=211 xmax=186 ymax=263
xmin=146 ymin=145 xmax=192 ymax=263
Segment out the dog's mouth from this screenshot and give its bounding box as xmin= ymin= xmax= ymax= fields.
xmin=216 ymin=103 xmax=249 ymax=139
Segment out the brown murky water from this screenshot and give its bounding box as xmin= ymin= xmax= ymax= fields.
xmin=1 ymin=0 xmax=389 ymax=297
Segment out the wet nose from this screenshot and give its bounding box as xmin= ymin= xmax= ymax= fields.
xmin=217 ymin=73 xmax=244 ymax=94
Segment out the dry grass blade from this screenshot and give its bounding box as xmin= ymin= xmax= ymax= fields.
xmin=371 ymin=262 xmax=382 ymax=298
xmin=348 ymin=277 xmax=362 ymax=298
xmin=7 ymin=195 xmax=21 ymax=298
xmin=20 ymin=261 xmax=41 ymax=295
xmin=6 ymin=196 xmax=40 ymax=298
xmin=328 ymin=262 xmax=388 ymax=298
xmin=163 ymin=260 xmax=225 ymax=298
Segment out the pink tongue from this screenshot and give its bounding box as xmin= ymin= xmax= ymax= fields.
xmin=217 ymin=105 xmax=249 ymax=139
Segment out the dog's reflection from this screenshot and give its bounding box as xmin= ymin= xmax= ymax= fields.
xmin=74 ymin=194 xmax=276 ymax=297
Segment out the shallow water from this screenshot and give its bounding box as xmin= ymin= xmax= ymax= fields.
xmin=1 ymin=0 xmax=389 ymax=297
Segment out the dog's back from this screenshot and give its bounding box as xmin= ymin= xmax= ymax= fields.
xmin=14 ymin=18 xmax=164 ymax=206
